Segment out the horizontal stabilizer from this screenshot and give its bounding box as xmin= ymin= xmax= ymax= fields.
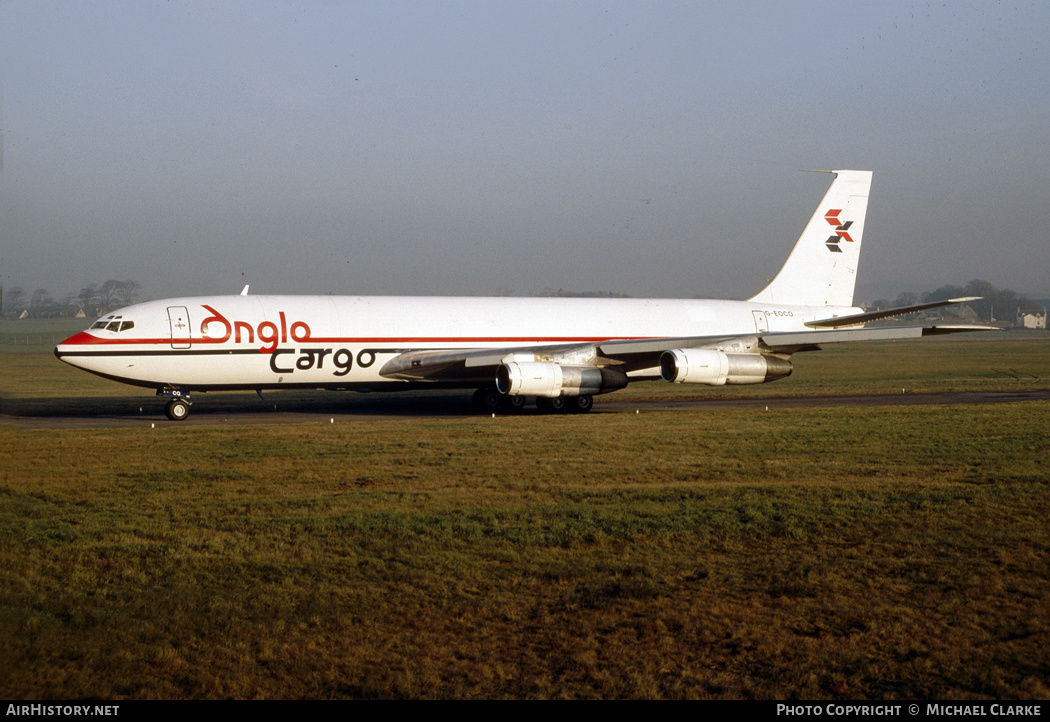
xmin=806 ymin=297 xmax=982 ymax=328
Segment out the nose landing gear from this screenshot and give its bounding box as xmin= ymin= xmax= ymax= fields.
xmin=165 ymin=398 xmax=190 ymax=421
xmin=158 ymin=388 xmax=192 ymax=421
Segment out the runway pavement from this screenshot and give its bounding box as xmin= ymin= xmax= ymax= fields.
xmin=4 ymin=388 xmax=1048 ymax=429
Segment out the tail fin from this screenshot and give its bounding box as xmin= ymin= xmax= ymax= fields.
xmin=748 ymin=169 xmax=872 ymax=307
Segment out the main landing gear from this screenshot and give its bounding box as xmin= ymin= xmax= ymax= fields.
xmin=472 ymin=388 xmax=526 ymax=413
xmin=538 ymin=394 xmax=593 ymax=414
xmin=472 ymin=388 xmax=593 ymax=414
xmin=158 ymin=388 xmax=192 ymax=421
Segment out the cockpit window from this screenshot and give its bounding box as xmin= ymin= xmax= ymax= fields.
xmin=91 ymin=315 xmax=134 ymax=332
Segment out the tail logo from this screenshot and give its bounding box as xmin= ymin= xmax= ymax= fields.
xmin=824 ymin=209 xmax=854 ymax=253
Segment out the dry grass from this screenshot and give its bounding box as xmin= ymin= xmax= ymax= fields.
xmin=2 ymin=399 xmax=1048 ymax=699
xmin=2 ymin=325 xmax=1048 ymax=698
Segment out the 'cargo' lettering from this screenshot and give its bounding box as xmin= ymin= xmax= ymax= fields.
xmin=268 ymin=348 xmax=354 ymax=376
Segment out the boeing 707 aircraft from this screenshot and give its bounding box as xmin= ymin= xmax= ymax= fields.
xmin=55 ymin=170 xmax=988 ymax=420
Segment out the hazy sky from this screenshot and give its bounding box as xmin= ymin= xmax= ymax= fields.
xmin=2 ymin=1 xmax=1048 ymax=303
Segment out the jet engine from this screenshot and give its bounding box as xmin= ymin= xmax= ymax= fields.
xmin=660 ymin=349 xmax=792 ymax=386
xmin=496 ymin=362 xmax=628 ymax=397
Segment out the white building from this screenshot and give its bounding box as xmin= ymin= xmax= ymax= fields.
xmin=1017 ymin=308 xmax=1047 ymax=329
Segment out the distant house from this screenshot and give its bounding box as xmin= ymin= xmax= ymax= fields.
xmin=1017 ymin=308 xmax=1047 ymax=329
xmin=953 ymin=305 xmax=981 ymax=323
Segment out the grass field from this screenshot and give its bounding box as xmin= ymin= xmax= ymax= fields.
xmin=1 ymin=324 xmax=1048 ymax=699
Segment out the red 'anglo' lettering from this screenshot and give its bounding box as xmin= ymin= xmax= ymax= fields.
xmin=199 ymin=305 xmax=312 ymax=353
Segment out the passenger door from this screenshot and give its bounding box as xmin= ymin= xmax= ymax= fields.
xmin=167 ymin=306 xmax=191 ymax=348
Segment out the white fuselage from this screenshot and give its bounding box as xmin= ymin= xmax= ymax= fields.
xmin=55 ymin=295 xmax=858 ymax=391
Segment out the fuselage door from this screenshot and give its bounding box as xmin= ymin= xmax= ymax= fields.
xmin=752 ymin=310 xmax=769 ymax=333
xmin=167 ymin=306 xmax=192 ymax=349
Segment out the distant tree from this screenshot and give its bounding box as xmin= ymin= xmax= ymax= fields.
xmin=30 ymin=288 xmax=53 ymax=308
xmin=892 ymin=291 xmax=919 ymax=307
xmin=1017 ymin=296 xmax=1041 ymax=314
xmin=29 ymin=289 xmax=63 ymax=318
xmin=919 ymin=279 xmax=1039 ymax=322
xmin=964 ymin=279 xmax=999 ymax=299
xmin=115 ymin=280 xmax=140 ymax=307
xmin=948 ymin=279 xmax=1024 ymax=322
xmin=4 ymin=286 xmax=27 ymax=318
xmin=922 ymin=284 xmax=967 ymax=303
xmin=97 ymin=280 xmax=127 ymax=313
xmin=77 ymin=285 xmax=101 ymax=316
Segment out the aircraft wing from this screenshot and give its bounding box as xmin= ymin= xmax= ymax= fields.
xmin=378 ymin=323 xmax=995 ymax=384
xmin=379 ymin=342 xmax=611 ymax=382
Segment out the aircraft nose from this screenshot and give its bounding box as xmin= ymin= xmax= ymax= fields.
xmin=54 ymin=331 xmax=97 ymax=364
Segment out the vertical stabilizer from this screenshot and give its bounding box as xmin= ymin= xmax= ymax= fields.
xmin=748 ymin=170 xmax=872 ymax=307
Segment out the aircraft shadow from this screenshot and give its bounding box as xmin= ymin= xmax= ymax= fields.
xmin=0 ymin=389 xmax=491 ymax=420
xmin=4 ymin=388 xmax=1047 ymax=426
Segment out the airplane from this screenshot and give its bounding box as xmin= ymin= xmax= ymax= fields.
xmin=55 ymin=169 xmax=990 ymax=421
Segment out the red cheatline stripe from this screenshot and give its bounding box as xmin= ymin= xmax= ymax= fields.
xmin=58 ymin=332 xmax=655 ymax=347
xmin=56 ymin=332 xmax=172 ymax=346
